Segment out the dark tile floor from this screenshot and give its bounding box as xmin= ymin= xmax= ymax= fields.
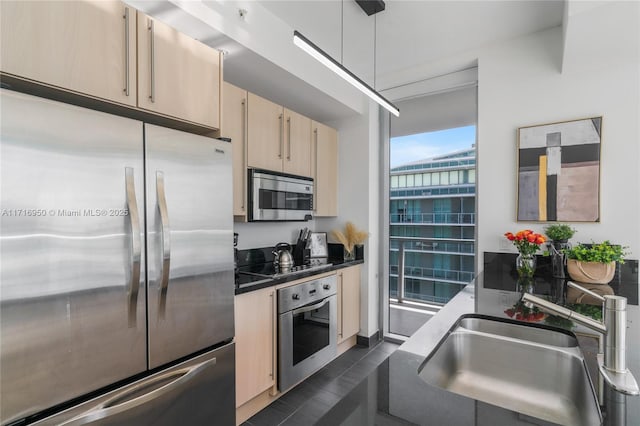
xmin=243 ymin=341 xmax=399 ymax=426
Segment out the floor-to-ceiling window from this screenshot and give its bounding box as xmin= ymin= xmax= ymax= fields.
xmin=383 ymin=83 xmax=478 ymax=338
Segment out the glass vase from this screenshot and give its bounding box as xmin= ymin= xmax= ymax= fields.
xmin=516 ymin=254 xmax=536 ymax=278
xmin=343 ymin=247 xmax=355 ymax=261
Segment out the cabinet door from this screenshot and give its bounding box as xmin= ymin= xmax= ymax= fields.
xmin=223 ymin=82 xmax=248 ymax=218
xmin=235 ymin=287 xmax=276 ymax=407
xmin=0 ymin=1 xmax=137 ymax=107
xmin=247 ymin=93 xmax=284 ymax=172
xmin=312 ymin=121 xmax=338 ymax=216
xmin=284 ymin=109 xmax=312 ymax=177
xmin=338 ymin=265 xmax=361 ymax=344
xmin=137 ymin=13 xmax=221 ymax=129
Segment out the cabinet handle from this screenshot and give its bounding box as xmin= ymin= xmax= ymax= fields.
xmin=278 ymin=114 xmax=283 ymax=159
xmin=148 ymin=19 xmax=155 ymax=103
xmin=286 ymin=117 xmax=291 ymax=161
xmin=241 ymin=99 xmax=247 ymax=212
xmin=270 ymin=291 xmax=275 ymax=379
xmin=123 ymin=8 xmax=130 ymax=96
xmin=313 ymin=128 xmax=318 ymax=211
xmin=339 ymin=272 xmax=344 ymax=338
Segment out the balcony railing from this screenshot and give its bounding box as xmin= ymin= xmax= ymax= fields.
xmin=391 ymin=158 xmax=475 ymax=172
xmin=390 ymin=239 xmax=475 ymax=255
xmin=389 ymin=265 xmax=475 ymax=284
xmin=390 ymin=186 xmax=475 ymax=198
xmin=390 ymin=237 xmax=475 ymax=305
xmin=389 ymin=284 xmax=466 ymax=305
xmin=390 ymin=212 xmax=475 ymax=225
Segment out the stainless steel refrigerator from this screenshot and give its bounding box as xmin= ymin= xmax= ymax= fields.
xmin=0 ymin=89 xmax=235 ymax=425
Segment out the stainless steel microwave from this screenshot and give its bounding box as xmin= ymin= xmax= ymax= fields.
xmin=248 ymin=169 xmax=313 ymax=221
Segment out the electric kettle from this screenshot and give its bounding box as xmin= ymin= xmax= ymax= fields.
xmin=272 ymin=242 xmax=294 ymax=271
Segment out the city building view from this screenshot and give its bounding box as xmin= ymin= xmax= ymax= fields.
xmin=389 ymin=130 xmax=476 ymax=309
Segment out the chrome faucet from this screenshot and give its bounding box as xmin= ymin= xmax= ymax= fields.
xmin=522 ymin=282 xmax=639 ymax=396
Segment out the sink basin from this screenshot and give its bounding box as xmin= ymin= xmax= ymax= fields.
xmin=458 ymin=315 xmax=579 ymax=348
xmin=419 ymin=315 xmax=601 ymax=426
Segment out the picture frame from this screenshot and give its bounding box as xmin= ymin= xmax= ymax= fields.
xmin=309 ymin=232 xmax=328 ymax=258
xmin=516 ymin=117 xmax=602 ymax=222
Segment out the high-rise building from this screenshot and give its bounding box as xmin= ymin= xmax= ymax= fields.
xmin=389 ymin=146 xmax=476 ymax=304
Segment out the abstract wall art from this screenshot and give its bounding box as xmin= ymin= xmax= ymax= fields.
xmin=517 ymin=117 xmax=602 ymax=222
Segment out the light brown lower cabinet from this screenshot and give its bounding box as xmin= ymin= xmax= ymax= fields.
xmin=235 ymin=267 xmax=360 ymax=422
xmin=337 ymin=265 xmax=361 ymax=344
xmin=235 ymin=287 xmax=276 ymax=407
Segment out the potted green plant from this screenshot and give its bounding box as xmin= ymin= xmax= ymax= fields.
xmin=544 ymin=224 xmax=576 ymax=246
xmin=564 ymin=241 xmax=628 ymax=284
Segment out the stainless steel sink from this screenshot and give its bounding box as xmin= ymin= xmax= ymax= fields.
xmin=419 ymin=315 xmax=601 ymax=426
xmin=458 ymin=316 xmax=579 ymax=348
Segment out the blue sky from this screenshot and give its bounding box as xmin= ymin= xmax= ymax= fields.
xmin=390 ymin=125 xmax=476 ymax=168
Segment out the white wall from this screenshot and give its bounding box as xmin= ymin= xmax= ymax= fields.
xmin=476 ymin=1 xmax=640 ymax=271
xmin=317 ymin=99 xmax=381 ymax=339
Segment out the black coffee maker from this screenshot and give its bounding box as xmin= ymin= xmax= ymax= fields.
xmin=234 ymin=233 xmax=239 ymax=284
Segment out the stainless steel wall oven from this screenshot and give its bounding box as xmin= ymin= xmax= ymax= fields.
xmin=277 ymin=276 xmax=337 ymax=392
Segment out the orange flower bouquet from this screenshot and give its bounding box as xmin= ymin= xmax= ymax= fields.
xmin=504 ymin=230 xmax=546 ymax=256
xmin=504 ymin=230 xmax=546 ymax=277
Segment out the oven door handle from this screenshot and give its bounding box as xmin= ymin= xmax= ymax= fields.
xmin=291 ymin=297 xmax=331 ymax=316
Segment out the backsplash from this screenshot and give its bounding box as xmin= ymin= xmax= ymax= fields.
xmin=483 ymin=252 xmax=638 ymax=305
xmin=233 ymin=221 xmax=316 ymax=250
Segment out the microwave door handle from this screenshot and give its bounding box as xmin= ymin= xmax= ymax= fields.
xmin=59 ymin=358 xmax=216 ymax=425
xmin=156 ymin=171 xmax=171 ymax=319
xmin=125 ymin=168 xmax=141 ymax=327
xmin=291 ymin=297 xmax=331 ymax=316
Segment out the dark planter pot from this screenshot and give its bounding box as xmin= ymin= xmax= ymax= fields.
xmin=551 ymin=239 xmax=570 ymax=251
xmin=548 ymin=240 xmax=570 ymax=279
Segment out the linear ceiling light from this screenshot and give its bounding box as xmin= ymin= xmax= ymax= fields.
xmin=293 ymin=30 xmax=399 ymax=117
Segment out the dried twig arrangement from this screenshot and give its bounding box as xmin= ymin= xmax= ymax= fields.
xmin=331 ymin=222 xmax=368 ymax=255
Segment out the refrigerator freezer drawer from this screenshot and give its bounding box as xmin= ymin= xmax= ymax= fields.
xmin=33 ymin=343 xmax=235 ymax=426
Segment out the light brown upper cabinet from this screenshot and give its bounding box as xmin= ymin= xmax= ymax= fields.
xmin=247 ymin=93 xmax=284 ymax=173
xmin=137 ymin=12 xmax=221 ymax=129
xmin=247 ymin=93 xmax=312 ymax=177
xmin=222 ymin=82 xmax=248 ymax=218
xmin=312 ymin=121 xmax=338 ymax=216
xmin=283 ymin=109 xmax=311 ymax=177
xmin=0 ymin=1 xmax=137 ymax=107
xmin=1 ymin=2 xmax=222 ymax=130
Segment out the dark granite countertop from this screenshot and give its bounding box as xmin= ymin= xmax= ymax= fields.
xmin=315 ymin=253 xmax=639 ymax=426
xmin=235 ymin=259 xmax=364 ymax=295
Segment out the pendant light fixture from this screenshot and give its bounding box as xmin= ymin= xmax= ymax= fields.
xmin=293 ymin=3 xmax=399 ymax=117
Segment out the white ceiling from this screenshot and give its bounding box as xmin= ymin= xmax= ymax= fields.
xmin=258 ymin=0 xmax=564 ymax=90
xmin=129 ymin=0 xmax=564 ymax=123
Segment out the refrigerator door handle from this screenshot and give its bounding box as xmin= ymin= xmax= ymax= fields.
xmin=59 ymin=358 xmax=217 ymax=425
xmin=156 ymin=171 xmax=171 ymax=318
xmin=125 ymin=167 xmax=141 ymax=327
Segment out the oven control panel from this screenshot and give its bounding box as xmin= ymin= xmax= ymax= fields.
xmin=277 ymin=275 xmax=337 ymax=314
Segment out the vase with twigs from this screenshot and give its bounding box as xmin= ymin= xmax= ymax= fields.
xmin=331 ymin=222 xmax=368 ymax=261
